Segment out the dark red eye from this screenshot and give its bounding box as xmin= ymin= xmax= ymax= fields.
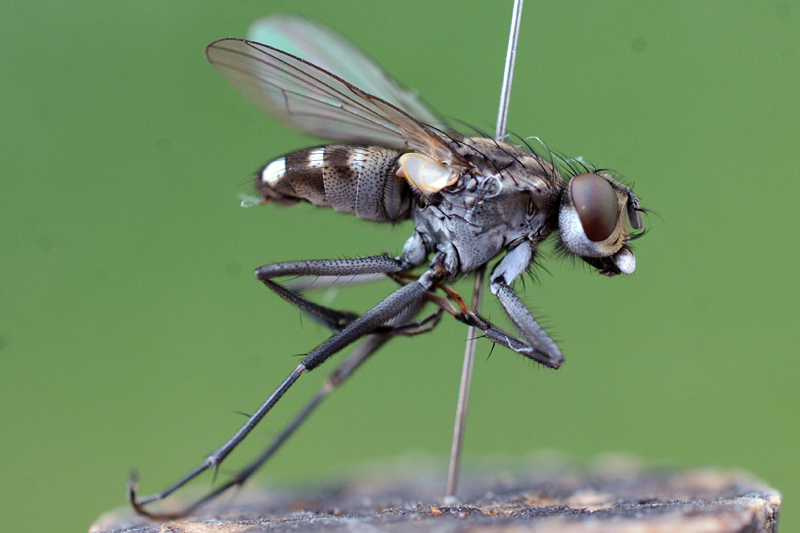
xmin=569 ymin=173 xmax=619 ymax=242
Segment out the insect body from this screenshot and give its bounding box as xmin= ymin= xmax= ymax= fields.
xmin=129 ymin=14 xmax=644 ymax=518
xmin=253 ymin=131 xmax=641 ymax=365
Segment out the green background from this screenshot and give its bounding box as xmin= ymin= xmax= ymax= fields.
xmin=2 ymin=1 xmax=798 ymax=531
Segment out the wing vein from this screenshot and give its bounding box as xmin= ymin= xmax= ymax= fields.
xmin=206 ymin=34 xmax=469 ymax=169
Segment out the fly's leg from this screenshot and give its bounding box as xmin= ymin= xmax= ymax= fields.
xmin=287 ymin=272 xmax=389 ymax=292
xmin=272 ymin=277 xmax=361 ymax=331
xmin=257 ymin=256 xmax=443 ymax=336
xmin=423 ymin=279 xmax=564 ymax=370
xmin=134 ymin=300 xmax=432 ymax=519
xmin=256 ymin=255 xmax=410 ymax=331
xmin=273 ymin=272 xmax=445 ymax=337
xmin=129 ymin=264 xmax=435 ymax=518
xmin=256 ymin=255 xmax=409 ymax=281
xmin=490 ymin=280 xmax=563 ymax=368
xmin=220 ymin=297 xmax=437 ymax=501
xmin=461 ymin=303 xmax=562 ymax=369
xmin=129 ymin=366 xmax=306 ymax=519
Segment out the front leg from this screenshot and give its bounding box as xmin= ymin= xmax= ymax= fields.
xmin=489 ymin=240 xmax=563 ymax=368
xmin=490 ymin=280 xmax=564 ymax=369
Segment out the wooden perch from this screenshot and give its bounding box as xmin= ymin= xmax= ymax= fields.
xmin=92 ymin=461 xmax=780 ymax=532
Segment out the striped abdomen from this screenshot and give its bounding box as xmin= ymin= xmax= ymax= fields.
xmin=255 ymin=145 xmax=412 ymax=222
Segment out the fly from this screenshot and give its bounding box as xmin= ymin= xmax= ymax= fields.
xmin=129 ymin=11 xmax=645 ymax=519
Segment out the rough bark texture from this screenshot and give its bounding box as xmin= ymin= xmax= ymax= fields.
xmin=92 ymin=462 xmax=781 ymax=532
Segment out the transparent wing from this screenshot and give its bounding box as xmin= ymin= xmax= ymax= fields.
xmin=246 ymin=14 xmax=451 ymax=133
xmin=206 ymin=39 xmax=466 ymax=166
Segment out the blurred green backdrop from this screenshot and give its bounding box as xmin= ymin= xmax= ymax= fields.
xmin=1 ymin=1 xmax=798 ymax=531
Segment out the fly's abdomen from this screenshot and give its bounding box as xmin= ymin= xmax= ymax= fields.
xmin=255 ymin=145 xmax=411 ymax=222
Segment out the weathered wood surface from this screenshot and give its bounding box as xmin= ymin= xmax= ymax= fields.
xmin=92 ymin=463 xmax=780 ymax=532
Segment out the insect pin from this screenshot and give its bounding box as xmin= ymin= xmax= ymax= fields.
xmin=129 ymin=13 xmax=645 ymax=519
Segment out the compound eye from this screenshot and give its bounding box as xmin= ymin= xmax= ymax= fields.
xmin=569 ymin=173 xmax=619 ymax=242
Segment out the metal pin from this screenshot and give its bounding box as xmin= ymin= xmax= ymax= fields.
xmin=445 ymin=0 xmax=525 ymax=501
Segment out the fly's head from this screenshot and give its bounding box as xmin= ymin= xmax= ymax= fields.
xmin=556 ymin=172 xmax=644 ymax=276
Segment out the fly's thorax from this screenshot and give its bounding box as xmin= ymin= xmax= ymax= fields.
xmin=409 ymin=139 xmax=563 ymax=276
xmin=255 ymin=145 xmax=411 ymax=222
xmin=453 ymin=138 xmax=562 ymax=192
